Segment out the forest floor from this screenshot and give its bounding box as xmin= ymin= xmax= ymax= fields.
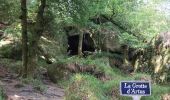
xmin=0 ymin=65 xmax=65 ymax=100
xmin=0 ymin=57 xmax=170 ymax=100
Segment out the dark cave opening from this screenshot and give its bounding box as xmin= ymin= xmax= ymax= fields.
xmin=67 ymin=33 xmax=95 ymax=56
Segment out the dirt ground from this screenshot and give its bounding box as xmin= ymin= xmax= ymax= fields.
xmin=0 ymin=66 xmax=65 ymax=100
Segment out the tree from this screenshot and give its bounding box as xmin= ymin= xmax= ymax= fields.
xmin=78 ymin=29 xmax=84 ymax=56
xmin=28 ymin=0 xmax=46 ymax=76
xmin=20 ymin=0 xmax=28 ymax=77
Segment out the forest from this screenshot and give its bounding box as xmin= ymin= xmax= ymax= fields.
xmin=0 ymin=0 xmax=170 ymax=100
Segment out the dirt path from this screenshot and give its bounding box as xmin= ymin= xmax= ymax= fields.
xmin=0 ymin=66 xmax=65 ymax=100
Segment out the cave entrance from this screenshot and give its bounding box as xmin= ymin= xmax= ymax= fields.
xmin=67 ymin=33 xmax=95 ymax=56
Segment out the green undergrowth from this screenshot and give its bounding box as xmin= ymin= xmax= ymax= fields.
xmin=62 ymin=56 xmax=170 ymax=100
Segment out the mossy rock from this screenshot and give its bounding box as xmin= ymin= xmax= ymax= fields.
xmin=47 ymin=62 xmax=70 ymax=83
xmin=65 ymin=74 xmax=107 ymax=100
xmin=0 ymin=42 xmax=22 ymax=60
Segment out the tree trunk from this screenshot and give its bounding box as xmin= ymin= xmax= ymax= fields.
xmin=20 ymin=0 xmax=28 ymax=77
xmin=28 ymin=0 xmax=46 ymax=76
xmin=78 ymin=29 xmax=83 ymax=56
xmin=123 ymin=45 xmax=129 ymax=65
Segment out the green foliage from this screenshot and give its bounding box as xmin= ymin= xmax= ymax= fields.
xmin=49 ymin=0 xmax=111 ymax=27
xmin=27 ymin=0 xmax=39 ymax=21
xmin=0 ymin=0 xmax=20 ymax=23
xmin=119 ymin=32 xmax=146 ymax=48
xmin=109 ymin=0 xmax=169 ymax=48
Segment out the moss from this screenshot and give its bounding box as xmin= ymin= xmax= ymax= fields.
xmin=65 ymin=74 xmax=108 ymax=100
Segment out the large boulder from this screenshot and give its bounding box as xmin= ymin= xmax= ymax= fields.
xmin=47 ymin=62 xmax=69 ymax=83
xmin=0 ymin=41 xmax=22 ymax=60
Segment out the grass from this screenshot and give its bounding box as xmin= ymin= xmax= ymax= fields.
xmin=63 ymin=56 xmax=170 ymax=100
xmin=142 ymin=84 xmax=170 ymax=100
